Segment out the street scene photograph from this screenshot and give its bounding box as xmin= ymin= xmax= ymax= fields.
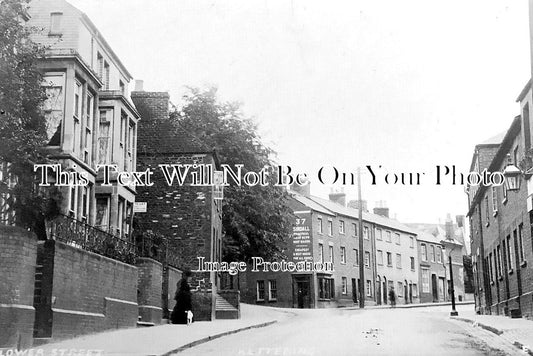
xmin=2 ymin=0 xmax=533 ymax=355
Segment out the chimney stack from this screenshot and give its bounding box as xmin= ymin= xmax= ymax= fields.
xmin=290 ymin=181 xmax=311 ymax=197
xmin=445 ymin=213 xmax=454 ymax=240
xmin=329 ymin=187 xmax=346 ymax=206
xmin=134 ymin=79 xmax=144 ymax=92
xmin=348 ymin=199 xmax=368 ymax=212
xmin=373 ymin=200 xmax=389 ymax=218
xmin=455 ymin=215 xmax=465 ymax=228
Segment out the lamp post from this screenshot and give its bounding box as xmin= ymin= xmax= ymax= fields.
xmin=447 ymin=245 xmax=458 ymax=316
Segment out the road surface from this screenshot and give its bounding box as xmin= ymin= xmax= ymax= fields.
xmin=176 ymin=304 xmax=521 ymax=356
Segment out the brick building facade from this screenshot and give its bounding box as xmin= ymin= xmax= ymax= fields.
xmin=131 ymin=86 xmax=225 ymax=320
xmin=468 ymin=116 xmax=533 ymax=319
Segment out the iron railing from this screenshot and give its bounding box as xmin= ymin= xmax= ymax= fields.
xmin=46 ymin=214 xmax=136 ymax=264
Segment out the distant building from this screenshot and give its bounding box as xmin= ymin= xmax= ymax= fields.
xmin=406 ymin=216 xmax=467 ymax=302
xmin=414 ymin=232 xmax=447 ymax=303
xmin=240 ymin=189 xmax=420 ymax=308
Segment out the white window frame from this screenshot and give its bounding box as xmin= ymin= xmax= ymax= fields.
xmin=491 ymin=186 xmax=498 ymax=214
xmin=268 ymin=280 xmax=277 ymax=301
xmin=256 ymin=280 xmax=265 ymax=301
xmin=342 ymin=277 xmax=347 ymax=295
xmin=377 ymin=250 xmax=383 ymax=265
xmin=376 ymin=228 xmax=382 ymax=240
xmin=49 ymin=12 xmax=63 ymax=34
xmin=68 ymin=185 xmax=77 ymax=218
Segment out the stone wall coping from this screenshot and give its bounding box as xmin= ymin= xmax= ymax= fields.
xmin=0 ymin=303 xmax=35 ymax=310
xmin=104 ymin=297 xmax=138 ymax=306
xmin=52 ymin=307 xmax=105 ymax=318
xmin=167 ymin=265 xmax=182 ymax=273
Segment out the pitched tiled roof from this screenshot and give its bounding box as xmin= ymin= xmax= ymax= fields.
xmin=481 ymin=131 xmax=506 ymax=145
xmin=292 ymin=193 xmax=418 ymax=235
xmin=290 ymin=194 xmax=335 ymax=216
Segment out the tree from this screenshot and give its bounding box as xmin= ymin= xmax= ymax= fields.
xmin=173 ymin=87 xmax=294 ymax=262
xmin=0 ymin=0 xmax=58 ymax=235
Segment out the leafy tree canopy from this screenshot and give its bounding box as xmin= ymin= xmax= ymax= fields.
xmin=0 ymin=0 xmax=57 ymax=233
xmin=172 ymin=87 xmax=294 ymax=262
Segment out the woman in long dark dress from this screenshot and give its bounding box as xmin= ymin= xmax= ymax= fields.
xmin=171 ymin=271 xmax=193 ymax=324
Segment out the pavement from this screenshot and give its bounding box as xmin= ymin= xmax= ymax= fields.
xmin=347 ymin=300 xmax=475 ymax=310
xmin=31 ymin=304 xmax=293 ymax=356
xmin=451 ymin=309 xmax=533 ymax=355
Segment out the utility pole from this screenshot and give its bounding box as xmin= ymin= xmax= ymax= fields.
xmin=358 ymin=167 xmax=365 ymax=308
xmin=449 ymin=250 xmax=458 ymax=316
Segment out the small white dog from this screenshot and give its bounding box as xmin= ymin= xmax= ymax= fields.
xmin=186 ymin=310 xmax=193 ymax=325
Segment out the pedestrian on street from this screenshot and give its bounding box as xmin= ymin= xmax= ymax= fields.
xmin=171 ymin=270 xmax=193 ymax=324
xmin=388 ymin=287 xmax=396 ymax=308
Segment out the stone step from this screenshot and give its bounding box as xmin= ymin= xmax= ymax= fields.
xmin=215 ymin=296 xmax=237 ymax=311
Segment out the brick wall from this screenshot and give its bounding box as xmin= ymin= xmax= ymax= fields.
xmin=135 ymin=153 xmax=217 ymax=287
xmin=241 ymin=269 xmax=295 ymax=308
xmin=192 ymin=291 xmax=214 ymax=321
xmin=34 ymin=240 xmax=138 ymax=341
xmin=0 ymin=226 xmax=37 ymax=349
xmin=136 ymin=257 xmax=163 ymax=324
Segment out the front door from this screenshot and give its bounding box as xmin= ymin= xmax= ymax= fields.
xmin=383 ymin=281 xmax=387 ymax=304
xmin=431 ymin=274 xmax=438 ymax=302
xmin=439 ymin=277 xmax=446 ymax=301
xmin=376 ymin=279 xmax=382 ymax=305
xmin=352 ymin=278 xmax=357 ymax=303
xmin=404 ymin=282 xmax=408 ymax=304
xmin=293 ymin=276 xmax=311 ymax=308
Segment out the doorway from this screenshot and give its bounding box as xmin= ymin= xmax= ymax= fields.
xmin=404 ymin=280 xmax=409 ymax=304
xmin=293 ymin=276 xmax=311 ymax=308
xmin=431 ymin=274 xmax=438 ymax=302
xmin=351 ymin=278 xmax=358 ymax=304
xmin=383 ymin=277 xmax=388 ymax=304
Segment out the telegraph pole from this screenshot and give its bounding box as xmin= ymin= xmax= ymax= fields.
xmin=358 ymin=167 xmax=365 ymax=308
xmin=449 ymin=251 xmax=458 ymax=316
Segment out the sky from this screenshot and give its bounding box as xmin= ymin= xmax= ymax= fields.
xmin=69 ymin=0 xmax=531 ymax=225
